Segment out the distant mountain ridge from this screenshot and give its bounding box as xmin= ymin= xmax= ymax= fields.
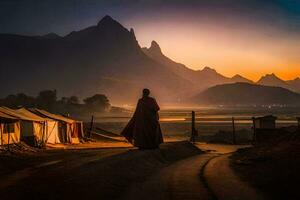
xmin=142 ymin=40 xmax=252 ymax=91
xmin=231 ymin=74 xmax=253 ymax=83
xmin=0 ymin=16 xmax=194 ymax=103
xmin=257 ymin=73 xmax=300 ymax=93
xmin=0 ymin=15 xmax=299 ymax=104
xmin=192 ymin=82 xmax=300 ymax=106
xmin=143 ymin=41 xmax=300 ymax=94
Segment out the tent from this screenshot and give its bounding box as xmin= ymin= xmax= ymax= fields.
xmin=0 ymin=107 xmax=45 ymax=146
xmin=0 ymin=111 xmax=21 ymax=145
xmin=75 ymin=121 xmax=84 ymax=138
xmin=59 ymin=115 xmax=85 ymax=143
xmin=16 ymin=108 xmax=61 ymax=144
xmin=31 ymin=109 xmax=77 ymax=143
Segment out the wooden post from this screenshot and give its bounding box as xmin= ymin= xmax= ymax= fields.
xmin=0 ymin=123 xmax=2 ymax=146
xmin=252 ymin=117 xmax=256 ymax=145
xmin=88 ymin=115 xmax=94 ymax=138
xmin=232 ymin=117 xmax=236 ymax=145
xmin=190 ymin=111 xmax=196 ymax=143
xmin=297 ymin=117 xmax=300 ymax=133
xmin=7 ymin=124 xmax=10 ymax=152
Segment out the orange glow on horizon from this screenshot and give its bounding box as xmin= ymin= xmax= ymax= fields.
xmin=125 ymin=16 xmax=300 ymax=81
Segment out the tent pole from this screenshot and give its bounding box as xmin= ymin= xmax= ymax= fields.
xmin=232 ymin=117 xmax=236 ymax=145
xmin=8 ymin=124 xmax=10 ymax=152
xmin=190 ymin=111 xmax=196 ymax=143
xmin=0 ymin=123 xmax=2 ymax=146
xmin=43 ymin=121 xmax=46 ymax=146
xmin=252 ymin=117 xmax=256 ymax=145
xmin=88 ymin=115 xmax=94 ymax=138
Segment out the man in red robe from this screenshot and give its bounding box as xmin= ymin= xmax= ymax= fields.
xmin=121 ymin=89 xmax=163 ymax=149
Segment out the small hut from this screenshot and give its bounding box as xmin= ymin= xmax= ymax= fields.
xmin=253 ymin=115 xmax=277 ymax=129
xmin=252 ymin=115 xmax=278 ymax=144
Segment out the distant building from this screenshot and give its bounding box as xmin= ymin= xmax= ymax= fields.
xmin=253 ymin=115 xmax=277 ymax=129
xmin=252 ymin=115 xmax=278 ymax=144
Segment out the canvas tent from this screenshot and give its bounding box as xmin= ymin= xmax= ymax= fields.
xmin=75 ymin=121 xmax=84 ymax=138
xmin=0 ymin=111 xmax=21 ymax=145
xmin=59 ymin=115 xmax=85 ymax=139
xmin=0 ymin=107 xmax=45 ymax=146
xmin=31 ymin=109 xmax=79 ymax=143
xmin=16 ymin=108 xmax=61 ymax=144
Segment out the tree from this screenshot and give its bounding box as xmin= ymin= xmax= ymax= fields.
xmin=67 ymin=96 xmax=79 ymax=105
xmin=36 ymin=89 xmax=57 ymax=110
xmin=15 ymin=93 xmax=35 ymax=107
xmin=83 ymin=94 xmax=110 ymax=112
xmin=2 ymin=94 xmax=17 ymax=107
xmin=61 ymin=96 xmax=79 ymax=105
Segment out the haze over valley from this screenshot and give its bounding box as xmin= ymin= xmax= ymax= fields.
xmin=1 ymin=15 xmax=300 ymax=106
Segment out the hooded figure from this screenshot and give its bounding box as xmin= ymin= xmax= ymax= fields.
xmin=121 ymin=89 xmax=163 ymax=149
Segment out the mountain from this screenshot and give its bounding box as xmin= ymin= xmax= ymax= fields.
xmin=257 ymin=73 xmax=289 ymax=88
xmin=231 ymin=74 xmax=253 ymax=83
xmin=142 ymin=40 xmax=251 ymax=92
xmin=142 ymin=41 xmax=201 ymax=86
xmin=0 ymin=16 xmax=193 ymax=103
xmin=1 ymin=15 xmax=298 ymax=104
xmin=287 ymin=77 xmax=300 ymax=93
xmin=191 ymin=82 xmax=300 ymax=106
xmin=195 ymin=66 xmax=231 ymax=86
xmin=257 ymin=73 xmax=300 ymax=93
xmin=42 ymin=33 xmax=61 ymax=39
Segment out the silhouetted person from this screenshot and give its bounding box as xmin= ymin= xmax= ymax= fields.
xmin=121 ymin=89 xmax=163 ymax=149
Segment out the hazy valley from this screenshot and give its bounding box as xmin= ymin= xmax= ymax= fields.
xmin=1 ymin=15 xmax=300 ymax=106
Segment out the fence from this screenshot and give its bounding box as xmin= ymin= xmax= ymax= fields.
xmin=189 ymin=111 xmax=299 ymax=144
xmin=86 ymin=111 xmax=300 ymax=144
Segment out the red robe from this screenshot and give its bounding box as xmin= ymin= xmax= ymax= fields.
xmin=121 ymin=97 xmax=163 ymax=149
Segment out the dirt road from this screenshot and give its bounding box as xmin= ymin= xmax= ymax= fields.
xmin=121 ymin=153 xmax=217 ymax=200
xmin=0 ymin=142 xmax=260 ymax=200
xmin=205 ymin=154 xmax=265 ymax=200
xmin=121 ymin=143 xmax=257 ymax=200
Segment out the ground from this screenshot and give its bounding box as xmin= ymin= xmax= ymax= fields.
xmin=0 ymin=139 xmax=294 ymax=200
xmin=0 ymin=141 xmax=202 ymax=200
xmin=230 ymin=133 xmax=300 ymax=200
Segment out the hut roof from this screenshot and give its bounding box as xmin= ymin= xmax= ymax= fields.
xmin=255 ymin=115 xmax=277 ymax=120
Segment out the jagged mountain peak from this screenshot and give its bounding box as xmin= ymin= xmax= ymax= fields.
xmin=294 ymin=77 xmax=300 ymax=81
xmin=150 ymin=40 xmax=161 ymax=49
xmin=232 ymin=74 xmax=243 ymax=79
xmin=202 ymin=66 xmax=217 ymax=73
xmin=258 ymin=73 xmax=284 ymax=82
xmin=97 ymin=15 xmax=117 ymax=26
xmin=263 ymin=73 xmax=280 ymax=79
xmin=146 ymin=40 xmax=162 ymax=54
xmin=96 ymin=15 xmax=129 ymax=32
xmin=231 ymin=74 xmax=253 ymax=83
xmin=130 ymin=28 xmax=135 ymax=35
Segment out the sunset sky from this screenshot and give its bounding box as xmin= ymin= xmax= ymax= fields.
xmin=1 ymin=0 xmax=300 ymax=81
